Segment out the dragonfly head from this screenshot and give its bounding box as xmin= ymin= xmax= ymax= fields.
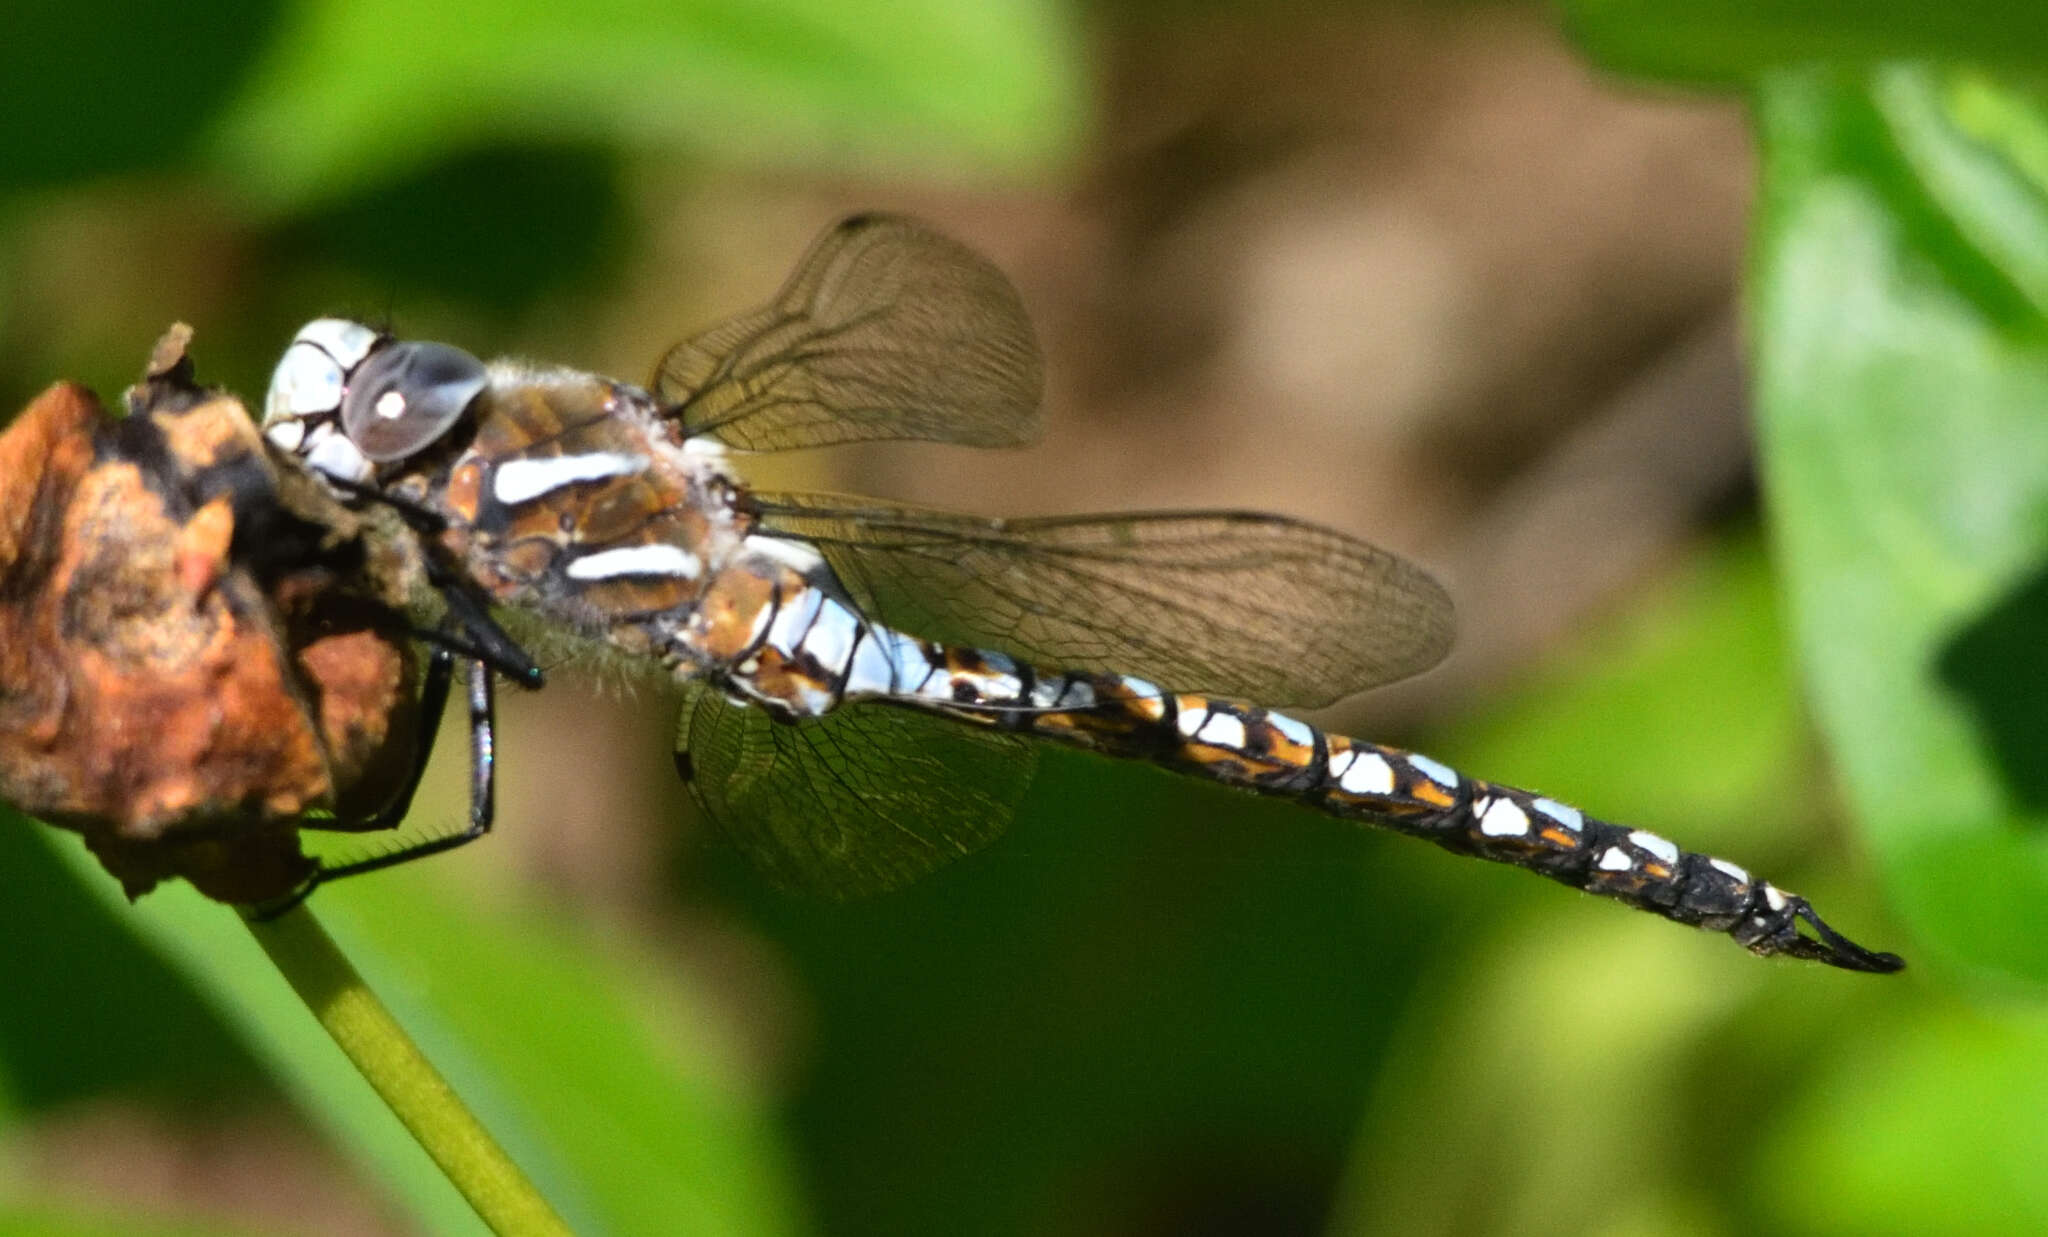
xmin=263 ymin=318 xmax=489 ymax=484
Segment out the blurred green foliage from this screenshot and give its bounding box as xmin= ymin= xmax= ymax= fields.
xmin=0 ymin=1208 xmax=268 ymax=1237
xmin=1562 ymin=0 xmax=2048 ymax=84
xmin=213 ymin=0 xmax=1081 ymax=209
xmin=1751 ymin=67 xmax=2048 ymax=986
xmin=3 ymin=0 xmax=2048 ymax=1235
xmin=0 ymin=0 xmax=280 ymax=191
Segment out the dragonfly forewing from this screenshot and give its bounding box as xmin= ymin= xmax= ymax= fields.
xmin=655 ymin=214 xmax=1045 ymax=451
xmin=745 ymin=495 xmax=1455 ymax=707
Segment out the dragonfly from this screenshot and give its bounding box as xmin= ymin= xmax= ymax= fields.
xmin=258 ymin=213 xmax=1902 ymax=972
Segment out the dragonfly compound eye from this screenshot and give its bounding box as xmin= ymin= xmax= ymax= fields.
xmin=339 ymin=340 xmax=489 ymax=462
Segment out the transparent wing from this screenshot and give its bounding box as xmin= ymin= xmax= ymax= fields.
xmin=746 ymin=493 xmax=1456 ymax=709
xmin=675 ymin=683 xmax=1038 ymax=898
xmin=654 ymin=214 xmax=1044 ymax=451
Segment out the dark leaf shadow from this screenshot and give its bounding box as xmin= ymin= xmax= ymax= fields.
xmin=1938 ymin=553 xmax=2048 ymax=815
xmin=0 ymin=0 xmax=282 ymax=191
xmin=274 ymin=142 xmax=632 ymax=319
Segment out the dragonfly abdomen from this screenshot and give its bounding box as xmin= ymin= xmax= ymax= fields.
xmin=867 ymin=642 xmax=1901 ymax=973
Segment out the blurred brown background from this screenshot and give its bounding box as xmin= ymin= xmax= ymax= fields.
xmin=1 ymin=4 xmax=1807 ymax=1235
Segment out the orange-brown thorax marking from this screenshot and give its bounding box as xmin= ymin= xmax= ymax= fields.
xmin=387 ymin=373 xmax=750 ymax=651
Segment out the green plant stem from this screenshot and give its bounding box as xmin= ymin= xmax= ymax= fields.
xmin=245 ymin=904 xmax=573 ymax=1237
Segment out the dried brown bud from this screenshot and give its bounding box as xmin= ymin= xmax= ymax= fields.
xmin=0 ymin=328 xmax=427 ymax=903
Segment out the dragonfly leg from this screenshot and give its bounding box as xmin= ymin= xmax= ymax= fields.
xmin=428 ymin=564 xmax=545 ymax=688
xmin=411 ymin=615 xmax=541 ymax=689
xmin=249 ymin=658 xmax=500 ymax=918
xmin=297 ymin=643 xmax=457 ymax=834
xmin=323 ymin=472 xmax=543 ymax=688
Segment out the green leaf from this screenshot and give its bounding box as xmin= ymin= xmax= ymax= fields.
xmin=0 ymin=812 xmax=264 ymax=1115
xmin=1749 ymin=66 xmax=2048 ymax=985
xmin=28 ymin=829 xmax=491 ymax=1237
xmin=208 ymin=0 xmax=1084 ymax=208
xmin=0 ymin=1205 xmax=266 ymax=1237
xmin=318 ymin=865 xmax=807 ymax=1237
xmin=1758 ymin=1007 xmax=2048 ymax=1236
xmin=1562 ymin=0 xmax=2048 ymax=85
xmin=32 ymin=826 xmax=804 ymax=1236
xmin=0 ymin=0 xmax=279 ymax=191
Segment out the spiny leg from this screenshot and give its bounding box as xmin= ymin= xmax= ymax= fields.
xmin=433 ymin=576 xmax=544 ymax=688
xmin=249 ymin=658 xmax=500 ymax=918
xmin=296 ymin=644 xmax=457 ymax=835
xmin=309 ymin=658 xmax=499 ymax=884
xmin=325 ymin=475 xmax=545 ymax=689
xmin=412 ymin=615 xmax=541 ymax=689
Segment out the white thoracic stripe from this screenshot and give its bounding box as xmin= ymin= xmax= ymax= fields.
xmin=493 ymin=452 xmax=647 ymax=505
xmin=742 ymin=533 xmax=829 ymax=576
xmin=565 ymin=543 xmax=702 ymax=581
